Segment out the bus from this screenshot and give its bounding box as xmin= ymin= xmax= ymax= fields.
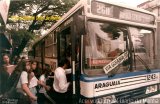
xmin=30 ymin=0 xmax=160 ymax=103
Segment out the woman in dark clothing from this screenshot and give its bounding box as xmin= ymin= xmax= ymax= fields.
xmin=0 ymin=54 xmax=11 ymax=95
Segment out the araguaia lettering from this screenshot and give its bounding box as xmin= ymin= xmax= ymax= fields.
xmin=95 ymin=80 xmax=120 ymax=89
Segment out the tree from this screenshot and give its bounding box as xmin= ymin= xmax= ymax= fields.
xmin=8 ymin=0 xmax=79 ymax=31
xmin=7 ymin=0 xmax=79 ymax=57
xmin=6 ymin=29 xmax=34 ymax=58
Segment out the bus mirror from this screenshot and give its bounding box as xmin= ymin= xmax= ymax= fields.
xmin=75 ymin=15 xmax=85 ymax=35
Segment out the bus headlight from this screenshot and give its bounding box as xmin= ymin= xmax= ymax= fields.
xmin=145 ymin=85 xmax=158 ymax=94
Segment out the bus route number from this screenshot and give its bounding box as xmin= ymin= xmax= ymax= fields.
xmin=146 ymin=74 xmax=156 ymax=81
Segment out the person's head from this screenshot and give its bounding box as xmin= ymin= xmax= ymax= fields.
xmin=43 ymin=65 xmax=51 ymax=77
xmin=30 ymin=59 xmax=37 ymax=70
xmin=22 ymin=59 xmax=31 ymax=72
xmin=25 ymin=59 xmax=31 ymax=72
xmin=14 ymin=59 xmax=31 ymax=73
xmin=2 ymin=54 xmax=10 ymax=65
xmin=58 ymin=58 xmax=70 ymax=69
xmin=38 ymin=63 xmax=42 ymax=69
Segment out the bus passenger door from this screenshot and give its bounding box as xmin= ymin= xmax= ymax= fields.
xmin=57 ymin=27 xmax=72 ymax=79
xmin=57 ymin=27 xmax=72 ymax=64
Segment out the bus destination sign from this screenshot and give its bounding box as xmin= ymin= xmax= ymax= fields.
xmin=91 ymin=1 xmax=155 ymax=25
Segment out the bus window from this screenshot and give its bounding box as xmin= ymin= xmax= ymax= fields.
xmin=59 ymin=27 xmax=71 ymax=65
xmin=83 ymin=20 xmax=155 ymax=76
xmin=129 ymin=27 xmax=154 ymax=70
xmin=84 ymin=21 xmax=127 ymax=76
xmin=45 ymin=34 xmax=54 ymax=58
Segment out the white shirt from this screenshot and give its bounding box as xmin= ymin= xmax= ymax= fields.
xmin=16 ymin=71 xmax=28 ymax=95
xmin=53 ymin=67 xmax=70 ymax=93
xmin=65 ymin=68 xmax=71 ymax=74
xmin=29 ymin=76 xmax=38 ymax=88
xmin=39 ymin=74 xmax=46 ymax=93
xmin=17 ymin=71 xmax=28 ymax=88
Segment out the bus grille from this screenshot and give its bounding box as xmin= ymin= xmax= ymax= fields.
xmin=115 ymin=87 xmax=146 ymax=104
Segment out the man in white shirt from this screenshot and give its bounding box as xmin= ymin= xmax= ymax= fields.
xmin=53 ymin=58 xmax=70 ymax=104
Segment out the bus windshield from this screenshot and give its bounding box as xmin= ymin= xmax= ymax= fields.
xmin=84 ymin=20 xmax=155 ymax=76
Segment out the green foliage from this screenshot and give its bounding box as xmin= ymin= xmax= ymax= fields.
xmin=7 ymin=0 xmax=79 ymax=57
xmin=8 ymin=29 xmax=34 ymax=47
xmin=8 ymin=0 xmax=79 ymax=31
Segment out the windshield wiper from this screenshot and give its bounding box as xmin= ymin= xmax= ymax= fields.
xmin=135 ymin=54 xmax=151 ymax=72
xmin=126 ymin=27 xmax=150 ymax=72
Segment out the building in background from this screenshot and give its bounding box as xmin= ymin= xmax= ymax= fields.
xmin=137 ymin=0 xmax=160 ymax=23
xmin=138 ymin=0 xmax=160 ymax=16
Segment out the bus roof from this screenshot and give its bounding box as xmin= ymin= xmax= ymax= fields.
xmin=33 ymin=0 xmax=156 ymax=46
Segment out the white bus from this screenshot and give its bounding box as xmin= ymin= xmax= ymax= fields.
xmin=30 ymin=0 xmax=160 ymax=103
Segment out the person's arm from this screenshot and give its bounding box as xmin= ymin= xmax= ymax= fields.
xmin=65 ymin=68 xmax=71 ymax=74
xmin=20 ymin=71 xmax=37 ymax=100
xmin=38 ymin=75 xmax=50 ymax=91
xmin=38 ymin=81 xmax=50 ymax=91
xmin=22 ymin=84 xmax=37 ymax=100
